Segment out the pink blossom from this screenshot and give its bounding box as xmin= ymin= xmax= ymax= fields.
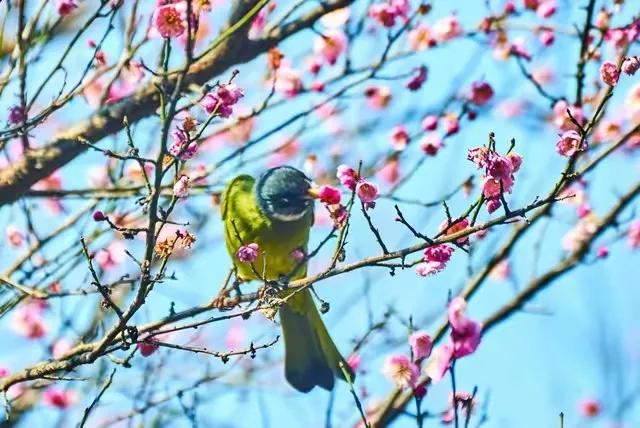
xmin=486 ymin=199 xmax=501 ymax=214
xmin=376 ymin=158 xmax=400 ymax=184
xmin=356 ymin=181 xmax=379 ymax=204
xmin=424 ymin=244 xmax=454 ymax=264
xmin=489 ymin=260 xmax=511 ymax=281
xmin=440 ymin=218 xmax=470 ymax=245
xmin=289 ymin=248 xmax=306 ymax=262
xmin=154 ymin=5 xmax=185 ymax=38
xmin=314 ymin=29 xmax=347 ymax=65
xmin=248 ymin=2 xmax=275 ymax=39
xmin=11 ymin=300 xmax=48 ymax=339
xmin=409 ymin=24 xmax=435 ymax=51
xmin=487 ymin=155 xmax=513 ymax=180
xmin=421 ymin=115 xmax=438 ymax=131
xmin=95 ymin=240 xmax=126 ymax=271
xmin=365 ymin=85 xmax=392 ymax=109
xmin=0 ymin=365 xmax=8 ymax=378
xmin=420 ymin=133 xmax=442 ymax=156
xmin=562 ymin=215 xmax=598 ymax=252
xmin=448 ymin=298 xmax=482 ymax=358
xmin=524 ymin=0 xmax=539 ymax=10
xmin=622 ymin=57 xmax=640 ymax=76
xmin=347 ymin=353 xmax=361 ymax=371
xmin=6 ymin=225 xmax=24 ymax=247
xmin=236 ymin=243 xmax=259 ymax=263
xmin=596 ymin=246 xmax=609 ymax=258
xmin=577 ymin=203 xmax=591 ymax=218
xmin=507 ymin=152 xmax=523 ymax=172
xmin=536 ymin=0 xmax=556 ymax=18
xmin=390 ymin=126 xmax=409 ymax=151
xmin=337 ymin=164 xmax=358 ymax=190
xmin=7 ymin=106 xmax=25 ymax=125
xmin=138 ymin=340 xmax=160 ymax=357
xmin=415 ymin=261 xmax=446 ymax=276
xmin=43 ymin=387 xmax=78 ymax=409
xmin=482 ymin=175 xmax=514 ymax=199
xmin=552 ymin=100 xmax=585 ymax=131
xmin=600 ymin=61 xmax=620 ymax=86
xmin=274 ymin=64 xmax=303 ymax=98
xmin=433 ymin=15 xmax=462 ymax=42
xmin=443 ymin=114 xmax=459 ymax=136
xmin=409 ymin=331 xmax=433 ymax=360
xmin=382 ymin=354 xmax=419 ymax=388
xmin=539 ymin=29 xmax=555 ymax=46
xmin=510 ymin=37 xmax=532 ymax=61
xmin=425 ymin=343 xmax=454 ymax=381
xmin=469 ymin=81 xmax=494 ymax=106
xmin=202 ymin=83 xmax=244 ymax=117
xmin=169 ymin=130 xmax=198 ymax=160
xmin=173 ymin=175 xmax=190 ymax=198
xmin=368 ymin=0 xmax=409 ymax=28
xmin=56 ymin=0 xmax=78 ymax=15
xmin=406 ymin=66 xmax=427 ymax=91
xmin=556 ymin=130 xmax=586 ymax=157
xmin=225 ymin=318 xmax=246 ymax=349
xmin=578 ymin=397 xmax=601 ymax=418
xmin=628 ymin=220 xmax=640 ymax=249
xmin=318 ymin=185 xmax=342 ymax=205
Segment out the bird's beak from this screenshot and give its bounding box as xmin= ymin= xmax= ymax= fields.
xmin=307 ymin=187 xmax=320 ymax=200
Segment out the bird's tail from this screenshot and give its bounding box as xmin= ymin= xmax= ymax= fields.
xmin=280 ymin=289 xmax=353 ymax=392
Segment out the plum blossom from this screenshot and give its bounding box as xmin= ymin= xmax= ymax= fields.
xmin=443 ymin=114 xmax=459 ymax=136
xmin=95 ymin=240 xmax=126 ymax=271
xmin=600 ymin=61 xmax=620 ymax=86
xmin=628 ymin=220 xmax=640 ymax=249
xmin=274 ymin=64 xmax=303 ymax=98
xmin=409 ymin=331 xmax=433 ymax=360
xmin=337 ymin=164 xmax=358 ymax=190
xmin=468 ymin=146 xmax=522 ymax=213
xmin=441 ymin=391 xmax=477 ymax=424
xmin=536 ymin=0 xmax=556 ymax=18
xmin=368 ymin=0 xmax=409 ymax=28
xmin=425 ymin=343 xmax=454 ymax=381
xmin=11 ymin=300 xmax=48 ymax=339
xmin=317 ymin=185 xmax=342 ymax=205
xmin=562 ymin=214 xmax=598 ymax=252
xmin=433 ymin=15 xmax=462 ymax=42
xmin=154 ymin=5 xmax=185 ymax=38
xmin=347 ymin=353 xmax=361 ymax=372
xmin=169 ymin=130 xmax=198 ymax=160
xmin=552 ymin=100 xmax=585 ymax=131
xmin=376 ymin=158 xmax=400 ymax=184
xmin=448 ymin=297 xmax=481 ymax=358
xmin=623 ymin=56 xmax=640 ymax=76
xmin=365 ymin=85 xmax=392 ymax=109
xmin=421 ymin=115 xmax=438 ymax=131
xmin=43 ymin=387 xmax=78 ymax=409
xmin=408 ymin=24 xmax=435 ymax=50
xmin=6 ymin=225 xmax=24 ymax=247
xmin=202 ymin=83 xmax=244 ymax=117
xmin=539 ymin=29 xmax=554 ymax=46
xmin=57 ymin=0 xmax=78 ymax=16
xmin=390 ymin=126 xmax=409 ymax=151
xmin=314 ymin=30 xmax=347 ymax=65
xmin=556 ymin=130 xmax=587 ymax=157
xmin=416 ymin=244 xmax=454 ymax=276
xmin=356 ymin=181 xmax=379 ymax=204
xmin=382 ymin=354 xmax=419 ymax=388
xmin=173 ymin=175 xmax=190 ymax=198
xmin=236 ymin=243 xmax=259 ymax=263
xmin=468 ymin=81 xmax=494 ymax=106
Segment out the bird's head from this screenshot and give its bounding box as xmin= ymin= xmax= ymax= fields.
xmin=255 ymin=166 xmax=314 ymax=222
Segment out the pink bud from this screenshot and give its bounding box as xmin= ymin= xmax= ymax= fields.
xmin=236 ymin=243 xmax=259 ymax=263
xmin=596 ymin=246 xmax=609 ymax=258
xmin=469 ymin=81 xmax=494 ymax=106
xmin=421 ymin=115 xmax=438 ymax=131
xmin=600 ymin=61 xmax=619 ymax=86
xmin=92 ymin=210 xmax=106 ymax=222
xmin=409 ymin=331 xmax=433 ymax=360
xmin=337 ymin=164 xmax=358 ymax=190
xmin=622 ymin=56 xmax=640 ymax=76
xmin=138 ymin=340 xmax=159 ymax=357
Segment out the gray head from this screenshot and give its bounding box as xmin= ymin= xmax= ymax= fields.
xmin=255 ymin=166 xmax=314 ymax=222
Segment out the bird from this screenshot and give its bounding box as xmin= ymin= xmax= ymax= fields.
xmin=221 ymin=165 xmax=353 ymax=392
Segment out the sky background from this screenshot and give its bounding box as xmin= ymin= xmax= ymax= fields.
xmin=1 ymin=0 xmax=640 ymax=427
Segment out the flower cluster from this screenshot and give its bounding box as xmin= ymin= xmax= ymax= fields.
xmin=169 ymin=115 xmax=199 ymax=161
xmin=467 ymin=146 xmax=523 ymax=213
xmin=416 ymin=244 xmax=454 ymax=276
xmin=236 ymin=243 xmax=260 ymax=263
xmin=382 ymin=330 xmax=433 ymax=390
xmin=368 ymin=0 xmax=409 ymax=28
xmin=202 ymin=83 xmax=244 ymax=118
xmin=426 ymin=297 xmax=481 ymax=382
xmin=337 ymin=164 xmax=379 ymax=208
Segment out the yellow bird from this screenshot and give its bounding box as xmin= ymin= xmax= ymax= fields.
xmin=221 ymin=166 xmax=352 ymax=392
